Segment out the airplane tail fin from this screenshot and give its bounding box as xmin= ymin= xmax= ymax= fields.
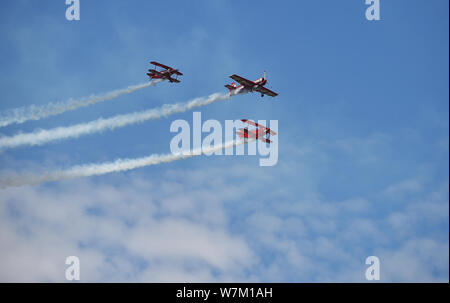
xmin=224 ymin=84 xmax=234 ymax=91
xmin=264 ymin=70 xmax=266 ymax=81
xmin=224 ymin=84 xmax=234 ymax=98
xmin=225 ymin=83 xmax=237 ymax=92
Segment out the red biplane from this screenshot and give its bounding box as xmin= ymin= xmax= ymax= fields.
xmin=237 ymin=119 xmax=277 ymax=144
xmin=225 ymin=71 xmax=278 ymax=98
xmin=147 ymin=61 xmax=183 ymax=83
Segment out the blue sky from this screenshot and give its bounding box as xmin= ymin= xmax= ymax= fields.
xmin=0 ymin=0 xmax=448 ymax=282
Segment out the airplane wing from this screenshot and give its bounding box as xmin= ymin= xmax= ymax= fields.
xmin=230 ymin=74 xmax=255 ymax=88
xmin=241 ymin=119 xmax=277 ymax=136
xmin=150 ymin=62 xmax=182 ymax=76
xmin=150 ymin=61 xmax=172 ymax=70
xmin=254 ymin=86 xmax=278 ymax=97
xmin=148 ymin=69 xmax=164 ymax=76
xmin=237 ymin=131 xmax=271 ymax=143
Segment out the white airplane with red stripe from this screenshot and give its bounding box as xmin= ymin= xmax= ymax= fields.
xmin=225 ymin=71 xmax=278 ymax=98
xmin=236 ymin=119 xmax=277 ymax=144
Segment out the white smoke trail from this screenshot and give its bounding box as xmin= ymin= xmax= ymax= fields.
xmin=0 ymin=80 xmax=162 ymax=128
xmin=0 ymin=139 xmax=247 ymax=188
xmin=0 ymin=92 xmax=231 ymax=150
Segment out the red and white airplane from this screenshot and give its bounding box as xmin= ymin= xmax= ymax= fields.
xmin=237 ymin=119 xmax=277 ymax=144
xmin=225 ymin=71 xmax=278 ymax=98
xmin=147 ymin=61 xmax=183 ymax=83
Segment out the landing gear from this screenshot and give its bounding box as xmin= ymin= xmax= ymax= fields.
xmin=261 ymin=94 xmax=264 ymax=97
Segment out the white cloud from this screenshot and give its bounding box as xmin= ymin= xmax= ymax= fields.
xmin=382 ymin=179 xmax=423 ymax=198
xmin=0 ymin=176 xmax=254 ymax=282
xmin=378 ymin=238 xmax=449 ymax=282
xmin=0 ymin=161 xmax=447 ymax=282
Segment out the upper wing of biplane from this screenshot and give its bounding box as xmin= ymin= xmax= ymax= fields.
xmin=150 ymin=61 xmax=171 ymax=69
xmin=229 ymin=74 xmax=255 ymax=88
xmin=254 ymin=86 xmax=278 ymax=97
xmin=241 ymin=119 xmax=277 ymax=135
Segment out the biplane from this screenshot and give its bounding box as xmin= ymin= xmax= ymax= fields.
xmin=147 ymin=61 xmax=183 ymax=83
xmin=225 ymin=71 xmax=278 ymax=98
xmin=237 ymin=119 xmax=277 ymax=144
